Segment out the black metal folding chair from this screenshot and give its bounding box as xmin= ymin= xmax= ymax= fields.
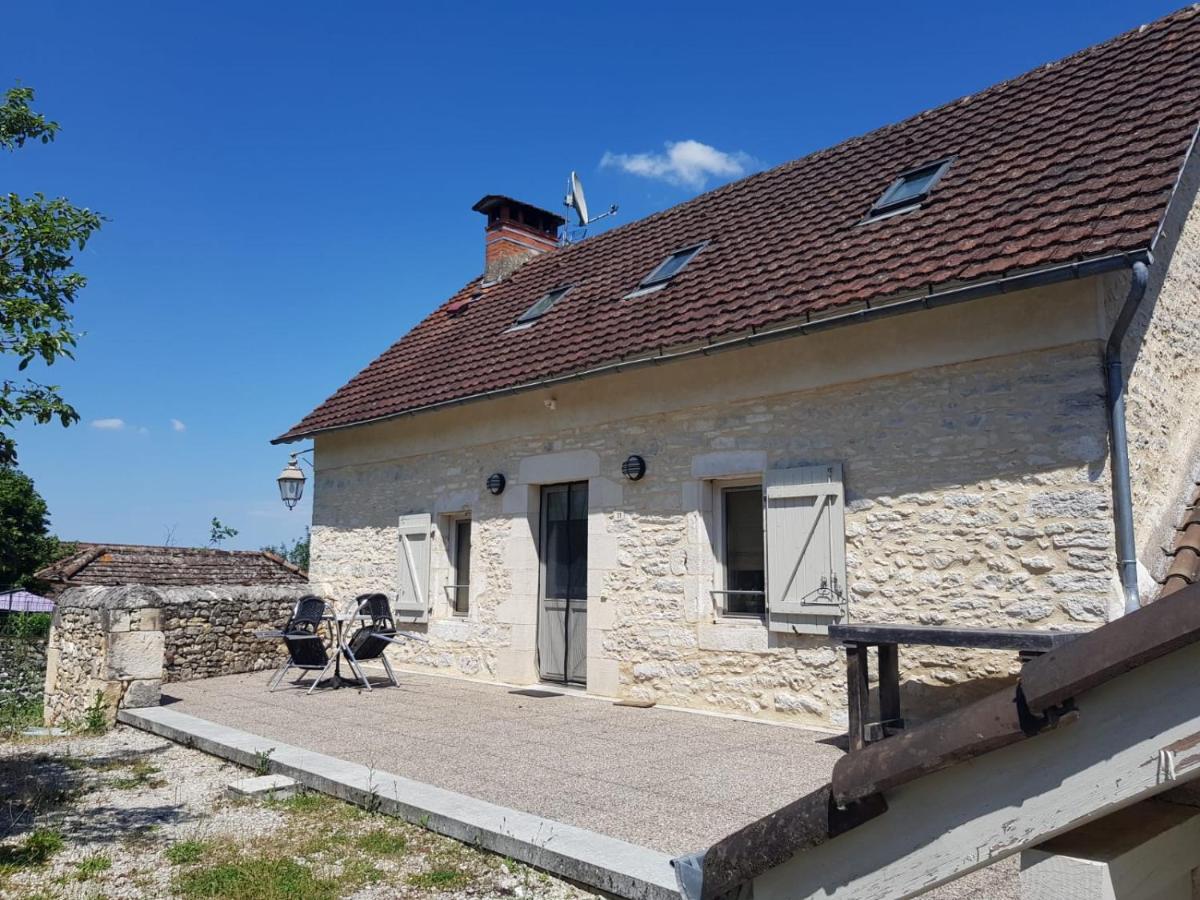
xmin=339 ymin=592 xmax=426 ymax=691
xmin=267 ymin=595 xmax=335 ymax=694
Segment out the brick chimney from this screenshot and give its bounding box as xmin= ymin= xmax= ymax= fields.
xmin=472 ymin=195 xmax=564 ymax=283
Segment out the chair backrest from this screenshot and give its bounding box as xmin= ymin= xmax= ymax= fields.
xmin=289 ymin=595 xmax=327 ymax=633
xmin=353 ymin=593 xmax=394 ymax=629
xmin=347 ymin=593 xmax=397 ymax=662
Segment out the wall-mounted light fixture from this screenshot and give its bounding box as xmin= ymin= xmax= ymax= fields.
xmin=486 ymin=473 xmax=507 ymax=495
xmin=621 ymin=455 xmax=646 ymax=481
xmin=277 ymin=448 xmax=313 ymax=509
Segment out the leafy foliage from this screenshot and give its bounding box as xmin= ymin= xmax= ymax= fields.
xmin=1 ymin=85 xmax=103 ymax=465
xmin=262 ymin=527 xmax=309 ymax=571
xmin=209 ymin=517 xmax=238 ymax=547
xmin=0 ymin=465 xmax=73 ymax=589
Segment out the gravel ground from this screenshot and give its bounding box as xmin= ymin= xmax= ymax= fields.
xmin=0 ymin=725 xmax=594 ymax=899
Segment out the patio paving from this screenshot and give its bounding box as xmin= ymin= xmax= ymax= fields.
xmin=161 ymin=669 xmax=843 ymax=856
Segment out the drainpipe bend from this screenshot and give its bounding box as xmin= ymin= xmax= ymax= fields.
xmin=1105 ymin=260 xmax=1150 ymax=614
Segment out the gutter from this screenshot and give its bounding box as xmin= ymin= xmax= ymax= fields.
xmin=1105 ymin=260 xmax=1151 ymax=614
xmin=273 ymin=249 xmax=1151 ymax=445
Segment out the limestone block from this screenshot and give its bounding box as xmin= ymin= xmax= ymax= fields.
xmin=586 ymin=658 xmax=621 ymax=698
xmin=517 ymin=449 xmax=599 ymax=484
xmin=587 ymin=476 xmax=624 ymax=511
xmin=495 ymin=596 xmax=537 ymax=626
xmin=508 ymin=623 xmax=537 ymax=653
xmin=122 ymin=679 xmax=162 ymax=708
xmin=136 ymin=608 xmax=162 ymax=631
xmin=698 ymin=623 xmax=769 ymax=652
xmin=106 ymin=631 xmax=164 ymax=680
xmin=691 ymin=450 xmax=767 ymax=479
xmin=495 ymin=647 xmax=537 ymax=685
xmin=588 ymin=596 xmax=618 ymax=631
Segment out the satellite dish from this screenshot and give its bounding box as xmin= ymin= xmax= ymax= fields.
xmin=560 ymin=171 xmax=618 ymax=243
xmin=565 ymin=171 xmax=590 ymax=226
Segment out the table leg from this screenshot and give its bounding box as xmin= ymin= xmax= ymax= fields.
xmin=846 ymin=643 xmax=870 ymax=752
xmin=878 ymin=643 xmax=902 ymax=734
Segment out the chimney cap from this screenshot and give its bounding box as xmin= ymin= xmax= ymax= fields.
xmin=473 ymin=195 xmax=565 ymax=231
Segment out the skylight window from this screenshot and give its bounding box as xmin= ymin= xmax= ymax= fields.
xmin=868 ymin=158 xmax=953 ymax=219
xmin=515 ymin=286 xmax=570 ymax=325
xmin=636 ymin=243 xmax=706 ymax=291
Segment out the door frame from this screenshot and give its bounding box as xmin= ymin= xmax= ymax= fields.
xmin=536 ymin=481 xmax=588 ymax=686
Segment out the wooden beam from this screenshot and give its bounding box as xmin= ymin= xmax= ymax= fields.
xmin=753 ymin=639 xmax=1200 ymax=900
xmin=829 ymin=622 xmax=1079 ymax=652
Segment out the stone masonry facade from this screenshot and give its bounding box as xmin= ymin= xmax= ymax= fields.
xmin=44 ymin=585 xmax=304 ymax=727
xmin=310 ymin=340 xmax=1119 ymax=729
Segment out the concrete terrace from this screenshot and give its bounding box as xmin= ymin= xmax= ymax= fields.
xmin=159 ymin=669 xmax=841 ymax=855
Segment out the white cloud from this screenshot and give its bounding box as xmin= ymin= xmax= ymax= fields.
xmin=600 ymin=140 xmax=759 ymax=189
xmin=91 ymin=418 xmax=125 ymax=431
xmin=171 ymin=418 xmax=186 ymax=432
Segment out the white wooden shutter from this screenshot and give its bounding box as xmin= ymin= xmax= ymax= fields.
xmin=765 ymin=464 xmax=846 ymax=634
xmin=395 ymin=513 xmax=433 ymax=623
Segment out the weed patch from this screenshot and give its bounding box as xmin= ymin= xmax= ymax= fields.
xmin=0 ymin=828 xmax=65 ymax=873
xmin=75 ymin=853 xmax=111 ymax=880
xmin=166 ymin=839 xmax=211 ymax=866
xmin=408 ymin=866 xmax=470 ymax=890
xmin=176 ymin=855 xmax=337 ymax=900
xmin=354 ymin=828 xmax=407 ymax=856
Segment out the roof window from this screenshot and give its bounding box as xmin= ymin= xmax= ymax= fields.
xmin=867 ymin=159 xmax=953 ymax=219
xmin=514 ymin=286 xmax=570 ymax=325
xmin=633 ymin=243 xmax=706 ymax=293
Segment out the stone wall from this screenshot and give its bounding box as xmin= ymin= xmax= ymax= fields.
xmin=0 ymin=634 xmax=48 ymax=709
xmin=310 ymin=341 xmax=1116 ymax=729
xmin=1114 ymin=150 xmax=1200 ymax=586
xmin=44 ymin=585 xmax=305 ymax=727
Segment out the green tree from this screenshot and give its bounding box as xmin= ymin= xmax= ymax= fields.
xmin=1 ymin=85 xmax=103 ymax=465
xmin=263 ymin=527 xmax=310 ymax=571
xmin=0 ymin=465 xmax=71 ymax=589
xmin=209 ymin=517 xmax=238 ymax=547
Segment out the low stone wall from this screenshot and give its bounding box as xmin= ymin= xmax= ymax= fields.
xmin=44 ymin=585 xmax=306 ymax=727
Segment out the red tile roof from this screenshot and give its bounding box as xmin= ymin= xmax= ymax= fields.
xmin=277 ymin=8 xmax=1200 ymax=443
xmin=34 ymin=543 xmax=307 ymax=594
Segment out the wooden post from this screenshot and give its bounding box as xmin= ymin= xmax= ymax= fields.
xmin=846 ymin=643 xmax=870 ymax=752
xmin=878 ymin=643 xmax=902 ymax=734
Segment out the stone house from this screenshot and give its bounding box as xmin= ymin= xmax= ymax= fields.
xmin=274 ymin=9 xmax=1200 ymax=729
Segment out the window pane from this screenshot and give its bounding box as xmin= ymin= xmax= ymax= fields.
xmin=517 ymin=288 xmax=567 ymax=324
xmin=543 ymin=484 xmax=587 ymax=600
xmin=724 ymin=487 xmax=765 ymax=615
xmin=642 ymin=246 xmax=701 ymax=286
xmin=454 ymin=519 xmax=471 ymax=614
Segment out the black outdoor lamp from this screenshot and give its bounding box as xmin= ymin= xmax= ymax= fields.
xmin=621 ymin=454 xmax=646 ymax=481
xmin=486 ymin=473 xmax=507 ymax=495
xmin=277 ymin=449 xmax=312 ymax=510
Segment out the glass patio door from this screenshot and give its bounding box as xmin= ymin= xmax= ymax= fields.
xmin=537 ymin=482 xmax=588 ymax=685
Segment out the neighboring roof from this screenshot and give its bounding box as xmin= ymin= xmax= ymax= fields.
xmin=34 ymin=543 xmax=307 ymax=592
xmin=1160 ymin=482 xmax=1200 ymax=595
xmin=278 ymin=8 xmax=1200 ymax=442
xmin=0 ymin=590 xmax=54 ymax=613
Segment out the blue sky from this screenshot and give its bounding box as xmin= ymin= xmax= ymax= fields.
xmin=5 ymin=1 xmax=1181 ymax=550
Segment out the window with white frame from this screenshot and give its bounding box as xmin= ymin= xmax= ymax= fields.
xmin=449 ymin=515 xmax=471 ymax=616
xmin=708 ymin=465 xmax=847 ymax=633
xmin=713 ymin=480 xmax=766 ymax=618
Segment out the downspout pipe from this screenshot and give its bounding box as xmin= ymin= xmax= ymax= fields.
xmin=1105 ymin=260 xmax=1150 ymax=614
